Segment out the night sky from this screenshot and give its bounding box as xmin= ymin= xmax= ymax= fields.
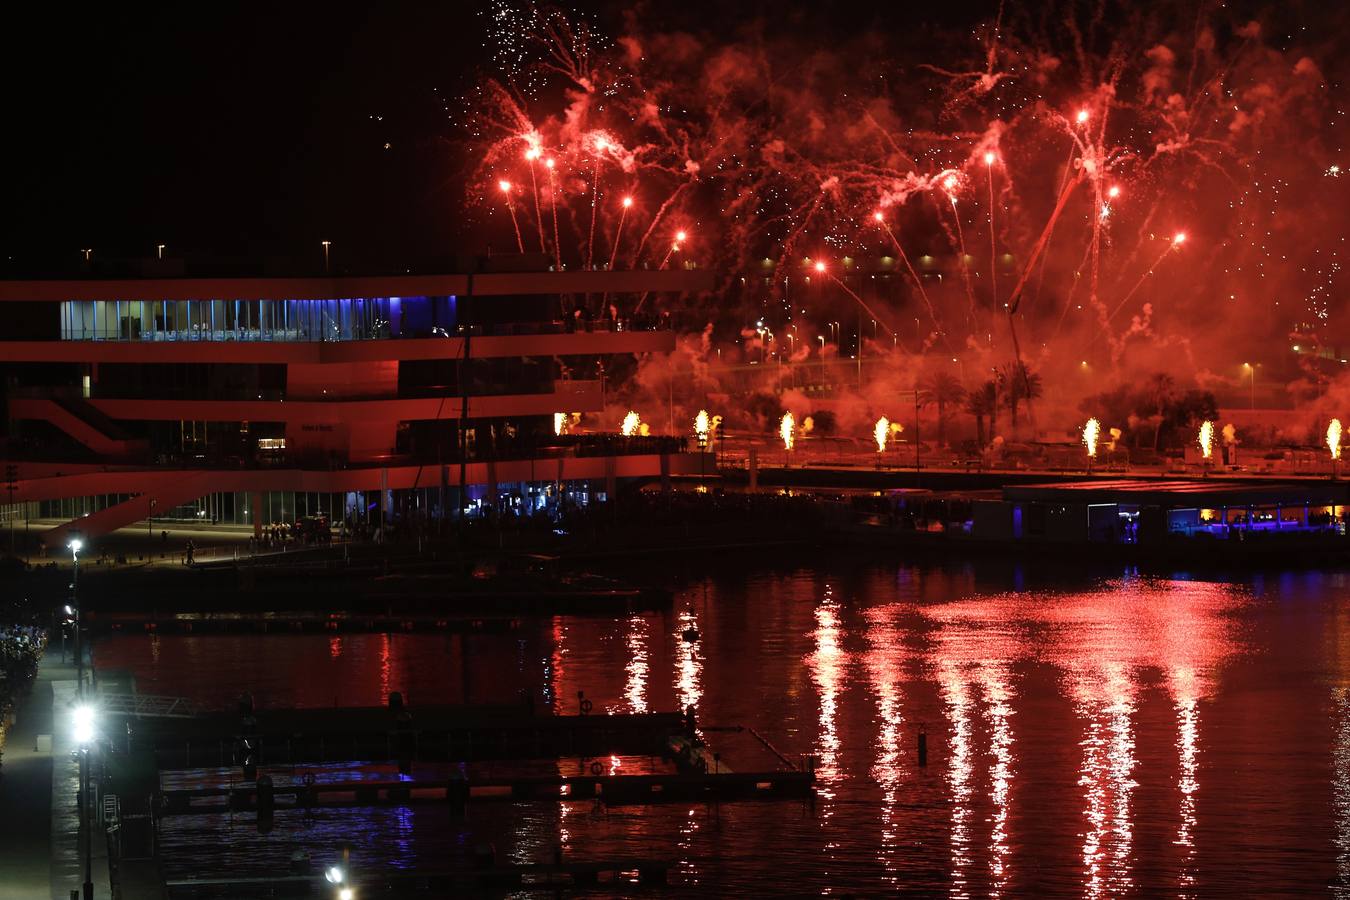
xmin=0 ymin=1 xmax=1005 ymax=275
xmin=0 ymin=5 xmax=481 ymax=273
xmin=0 ymin=0 xmax=1329 ymax=276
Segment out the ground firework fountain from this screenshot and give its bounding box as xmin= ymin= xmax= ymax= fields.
xmin=1083 ymin=418 xmax=1100 ymax=473
xmin=1330 ymin=418 xmax=1343 ymax=479
xmin=1199 ymin=420 xmax=1214 ymax=477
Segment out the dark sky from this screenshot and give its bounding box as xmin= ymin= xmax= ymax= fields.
xmin=0 ymin=5 xmax=483 ymax=273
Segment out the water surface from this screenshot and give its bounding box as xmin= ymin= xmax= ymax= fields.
xmin=94 ymin=557 xmax=1350 ymax=895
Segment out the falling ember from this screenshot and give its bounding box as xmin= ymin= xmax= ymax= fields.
xmin=874 ymin=416 xmax=890 ymax=453
xmin=780 ymin=412 xmax=795 ymax=451
xmin=1198 ymin=420 xmax=1215 ymax=460
xmin=621 ymin=410 xmax=643 ymax=437
xmin=1083 ymin=418 xmax=1101 ymax=458
xmin=1329 ymin=418 xmax=1343 ymax=461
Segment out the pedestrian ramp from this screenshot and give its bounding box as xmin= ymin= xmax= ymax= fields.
xmin=43 ymin=472 xmax=215 ymax=548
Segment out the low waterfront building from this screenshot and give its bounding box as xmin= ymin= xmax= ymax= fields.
xmin=976 ymin=479 xmax=1349 ymax=545
xmin=0 ymin=262 xmax=711 ymax=547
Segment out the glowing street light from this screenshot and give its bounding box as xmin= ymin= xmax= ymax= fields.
xmin=325 ymin=866 xmax=346 ymax=884
xmin=72 ymin=695 xmax=96 ymax=899
xmin=72 ymin=704 xmax=96 ymax=745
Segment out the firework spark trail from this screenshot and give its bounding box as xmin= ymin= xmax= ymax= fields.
xmin=876 ymin=215 xmax=943 ymax=338
xmin=608 ymin=196 xmax=633 ymax=270
xmin=546 ymin=158 xmax=561 ymax=268
xmin=630 ymin=182 xmax=692 ymax=267
xmin=985 ymin=153 xmax=999 ymax=310
xmin=633 ymin=230 xmax=687 ymax=314
xmin=1005 ymin=171 xmax=1087 ymax=314
xmin=526 ymin=149 xmax=547 ymax=254
xmin=587 ymin=155 xmax=602 ymax=269
xmin=941 ymin=186 xmax=982 ymax=331
xmin=1030 ymin=137 xmax=1084 ymax=308
xmin=498 ymin=180 xmax=525 ymax=253
xmin=1094 ymin=236 xmax=1186 ymax=346
xmin=824 ymin=270 xmax=900 ymax=343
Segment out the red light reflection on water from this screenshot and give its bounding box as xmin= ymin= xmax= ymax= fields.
xmin=925 ymin=577 xmax=1242 ymax=896
xmin=1335 ymin=688 xmax=1350 ymax=892
xmin=614 ymin=615 xmax=650 ymax=714
xmin=676 ymin=608 xmax=703 ymax=715
xmin=806 ymin=589 xmax=845 ymax=788
xmin=863 ymin=604 xmax=908 ymax=885
xmin=927 ymin=595 xmax=1027 ymax=900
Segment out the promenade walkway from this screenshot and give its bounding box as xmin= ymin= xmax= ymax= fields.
xmin=0 ymin=646 xmax=85 ymax=899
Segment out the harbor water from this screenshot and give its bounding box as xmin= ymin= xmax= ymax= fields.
xmin=93 ymin=555 xmax=1350 ymax=895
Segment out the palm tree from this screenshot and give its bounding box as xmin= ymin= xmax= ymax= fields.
xmin=965 ymin=381 xmax=997 ymax=446
xmin=920 ymin=371 xmax=966 ymax=446
xmin=1145 ymin=372 xmax=1177 ymax=450
xmin=999 ymin=361 xmax=1043 ymax=429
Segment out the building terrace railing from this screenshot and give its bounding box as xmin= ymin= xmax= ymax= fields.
xmin=57 ymin=296 xmax=670 ymax=343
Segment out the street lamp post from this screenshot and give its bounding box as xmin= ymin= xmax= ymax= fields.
xmin=70 ymin=539 xmax=83 ymax=697
xmin=148 ymin=498 xmax=156 ymax=543
xmin=1244 ymin=362 xmax=1256 ymax=410
xmin=322 ymin=240 xmax=332 ymax=273
xmin=71 ymin=537 xmax=94 ymax=900
xmin=74 ymin=702 xmax=95 ymax=900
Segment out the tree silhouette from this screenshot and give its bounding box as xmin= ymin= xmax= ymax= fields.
xmin=965 ymin=381 xmax=997 ymax=447
xmin=920 ymin=371 xmax=966 ymax=446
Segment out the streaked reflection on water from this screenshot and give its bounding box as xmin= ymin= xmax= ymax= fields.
xmin=95 ymin=561 xmax=1350 ymax=895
